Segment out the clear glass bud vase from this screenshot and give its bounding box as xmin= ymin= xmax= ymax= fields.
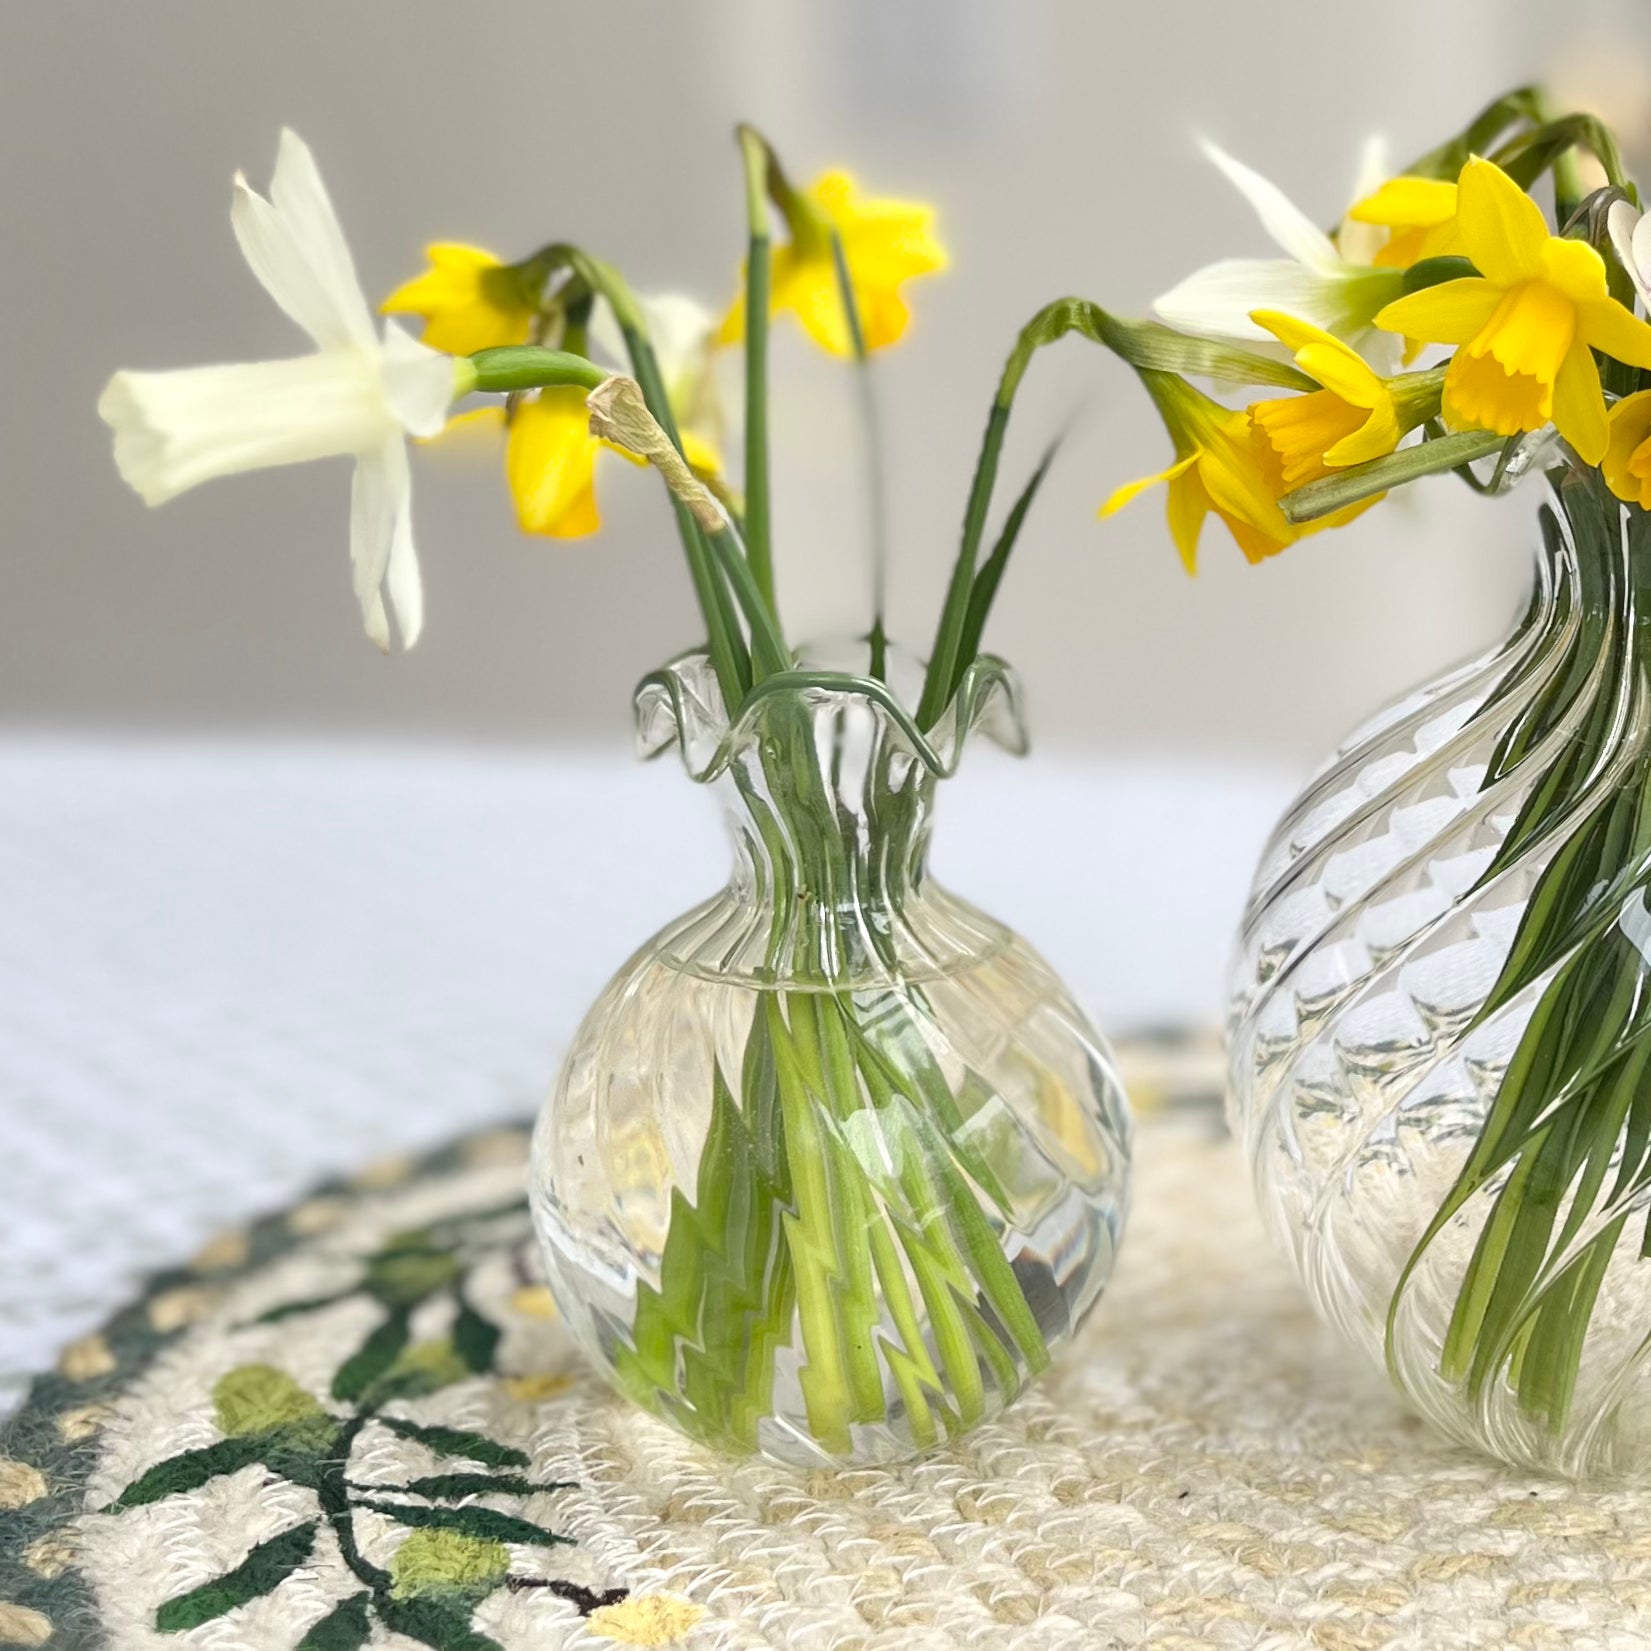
xmin=530 ymin=646 xmax=1131 ymax=1467
xmin=1228 ymin=452 xmax=1651 ymax=1480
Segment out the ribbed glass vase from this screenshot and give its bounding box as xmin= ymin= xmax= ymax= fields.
xmin=1228 ymin=451 xmax=1651 ymax=1480
xmin=530 ymin=644 xmax=1131 ymax=1467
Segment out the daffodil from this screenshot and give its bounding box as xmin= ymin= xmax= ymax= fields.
xmin=1154 ymin=140 xmax=1406 ymax=352
xmin=464 ymin=294 xmax=721 ymax=539
xmin=381 ymin=243 xmax=539 ymax=355
xmin=97 ymin=129 xmax=458 ymax=651
xmin=1602 ymin=390 xmax=1651 ymax=507
xmin=1100 ymin=372 xmax=1346 ymax=572
xmin=1246 ymin=310 xmax=1440 ymax=491
xmin=1345 ymin=176 xmax=1463 ymax=269
xmin=720 ymin=171 xmax=947 ymax=357
xmin=1375 ymin=157 xmax=1651 ymax=465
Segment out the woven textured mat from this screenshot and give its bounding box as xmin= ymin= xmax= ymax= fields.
xmin=6 ymin=1111 xmax=1651 ymax=1651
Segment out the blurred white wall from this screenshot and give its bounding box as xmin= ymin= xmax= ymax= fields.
xmin=3 ymin=0 xmax=1647 ymax=761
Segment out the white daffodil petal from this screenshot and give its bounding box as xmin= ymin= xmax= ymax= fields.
xmin=350 ymin=443 xmax=399 ymax=651
xmin=268 ymin=128 xmax=377 ymax=351
xmin=1200 ymin=138 xmax=1341 ymax=272
xmin=376 ymin=437 xmax=423 ymax=648
xmin=378 ymin=318 xmax=457 ymax=438
xmin=98 ymin=355 xmax=387 ymax=505
xmin=232 ymin=173 xmax=355 ymax=351
xmin=1155 ymin=258 xmax=1355 ymax=341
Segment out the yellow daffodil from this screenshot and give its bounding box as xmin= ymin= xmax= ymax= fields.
xmin=1375 ymin=157 xmax=1651 ymax=465
xmin=1602 ymin=390 xmax=1651 ymax=507
xmin=720 ymin=171 xmax=947 ymax=357
xmin=1245 ymin=309 xmax=1440 ymax=492
xmin=1345 ymin=177 xmax=1463 ymax=269
xmin=1099 ymin=373 xmax=1362 ymax=572
xmin=382 ymin=244 xmax=538 ymax=355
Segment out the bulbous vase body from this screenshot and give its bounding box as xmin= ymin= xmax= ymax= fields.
xmin=531 ymin=649 xmax=1131 ymax=1467
xmin=1229 ymin=460 xmax=1651 ymax=1480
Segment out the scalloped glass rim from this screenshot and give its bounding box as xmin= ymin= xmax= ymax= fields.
xmin=633 ymin=649 xmax=1029 ymax=785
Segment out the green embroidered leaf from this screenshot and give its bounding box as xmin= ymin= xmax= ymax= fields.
xmin=357 ymin=1499 xmax=572 ymax=1547
xmin=378 ymin=1417 xmax=530 ymax=1468
xmin=155 ymin=1520 xmax=318 ymax=1632
xmin=373 ymin=1595 xmax=505 ymax=1651
xmin=296 ymin=1590 xmax=372 ymax=1651
xmin=255 ymin=1290 xmax=354 ymax=1324
xmin=113 ymin=1435 xmax=265 ymax=1509
xmin=452 ymin=1297 xmax=501 ymax=1374
xmin=358 ymin=1471 xmax=569 ymax=1500
xmin=333 ymin=1306 xmax=413 ymax=1400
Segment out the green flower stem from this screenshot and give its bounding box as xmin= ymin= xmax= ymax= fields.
xmin=827 ymin=229 xmax=890 ymax=682
xmin=1280 ymin=431 xmax=1506 ymax=525
xmin=737 ymin=126 xmax=776 ymax=613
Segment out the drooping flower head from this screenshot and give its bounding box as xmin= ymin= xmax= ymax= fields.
xmin=1099 ymin=371 xmax=1365 ymax=572
xmin=721 ymin=170 xmax=947 ymax=357
xmin=1245 ymin=310 xmax=1441 ymax=493
xmin=441 ymin=293 xmax=722 ymax=540
xmin=1375 ymin=156 xmax=1651 ymax=464
xmin=97 ymin=129 xmax=458 ymax=651
xmin=381 ymin=243 xmax=540 ymax=354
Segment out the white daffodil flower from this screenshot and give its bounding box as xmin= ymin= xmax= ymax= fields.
xmin=1154 ymin=139 xmax=1405 ymax=357
xmin=98 ymin=129 xmax=458 ymax=651
xmin=1609 ymin=199 xmax=1651 ymax=311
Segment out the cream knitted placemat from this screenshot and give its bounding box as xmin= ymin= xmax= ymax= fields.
xmin=5 ymin=1112 xmax=1651 ymax=1651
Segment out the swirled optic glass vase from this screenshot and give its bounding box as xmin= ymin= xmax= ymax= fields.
xmin=1228 ymin=452 xmax=1651 ymax=1480
xmin=530 ymin=645 xmax=1131 ymax=1467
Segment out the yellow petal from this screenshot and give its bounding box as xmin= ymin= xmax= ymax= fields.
xmin=1347 ymin=176 xmax=1459 ymax=229
xmin=1602 ymin=390 xmax=1651 ymax=507
xmin=772 ymin=252 xmax=855 ymax=358
xmin=423 ymin=242 xmax=506 ymax=273
xmin=1579 ymin=293 xmax=1651 ymax=372
xmin=680 ymin=427 xmax=722 ymax=477
xmin=1323 ymin=401 xmax=1401 ymax=468
xmin=1098 ymin=452 xmax=1198 ymax=518
xmin=1375 ymin=278 xmax=1503 ymax=345
xmin=1196 ymin=421 xmax=1294 ymax=539
xmin=1166 ymin=466 xmax=1210 ymax=573
xmin=1249 ymin=310 xmax=1385 ymax=405
xmin=1454 ymin=156 xmax=1549 ymax=286
xmin=417 ymin=405 xmax=504 ymax=449
xmin=1551 ymin=339 xmax=1607 ymax=465
xmin=506 ymin=387 xmax=603 ymax=538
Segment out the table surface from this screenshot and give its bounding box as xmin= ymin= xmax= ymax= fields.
xmin=0 ymin=736 xmax=1293 ymax=1409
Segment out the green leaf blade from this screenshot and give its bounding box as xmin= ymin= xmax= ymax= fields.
xmin=156 ymin=1520 xmax=318 ymax=1632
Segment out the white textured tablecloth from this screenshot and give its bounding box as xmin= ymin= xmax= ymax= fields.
xmin=0 ymin=737 xmax=1291 ymax=1409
